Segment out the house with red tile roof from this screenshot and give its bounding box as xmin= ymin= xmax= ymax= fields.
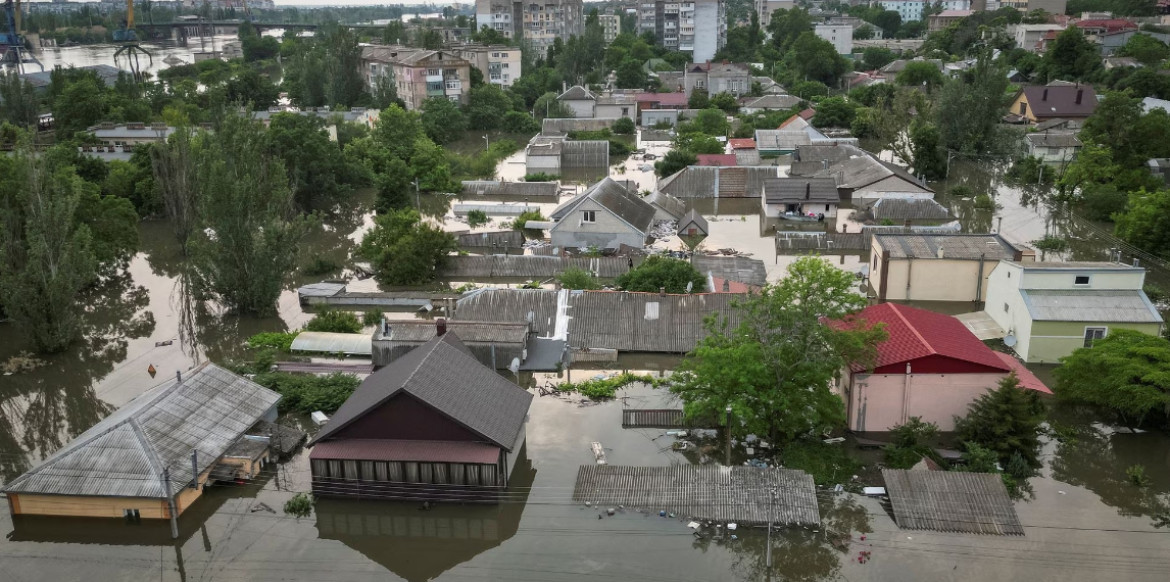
xmin=696 ymin=153 xmax=738 ymax=166
xmin=728 ymin=138 xmax=756 ymax=150
xmin=834 ymin=303 xmax=1049 ymax=432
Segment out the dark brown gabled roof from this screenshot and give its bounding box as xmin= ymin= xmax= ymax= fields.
xmin=1019 ymin=84 xmax=1098 ymax=119
xmin=763 ymin=177 xmax=840 ymax=204
xmin=311 ymin=333 xmax=533 ymax=450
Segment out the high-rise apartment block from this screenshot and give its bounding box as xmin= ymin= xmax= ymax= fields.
xmin=600 ymin=12 xmax=621 ymax=44
xmin=637 ymin=0 xmax=727 ymax=63
xmin=475 ymin=0 xmax=584 ymax=56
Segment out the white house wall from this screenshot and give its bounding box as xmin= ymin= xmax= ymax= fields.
xmin=549 ymin=198 xmax=645 ymax=249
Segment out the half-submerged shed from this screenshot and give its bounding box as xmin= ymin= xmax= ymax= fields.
xmin=882 ymin=469 xmax=1024 ymax=535
xmin=3 ymin=363 xmax=280 ymax=520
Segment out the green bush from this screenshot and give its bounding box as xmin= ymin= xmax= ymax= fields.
xmin=555 ymin=373 xmax=668 ymax=399
xmin=252 ymin=372 xmax=361 ymax=414
xmin=557 ymin=267 xmax=601 ymax=290
xmin=524 ymin=172 xmax=560 ymax=182
xmin=284 ymin=492 xmax=314 ymax=518
xmin=304 ymin=309 xmax=363 ymax=334
xmin=615 ymin=256 xmax=706 ymax=294
xmin=949 ymin=185 xmax=974 ymax=198
xmin=884 ymin=417 xmax=939 ymax=469
xmin=1127 ymin=464 xmax=1152 ymax=487
xmin=973 ymin=194 xmax=996 ymax=210
xmin=1031 ymin=235 xmax=1069 ymax=252
xmin=613 ymin=117 xmax=636 ymax=134
xmin=247 ymin=332 xmax=299 ymax=352
xmin=782 ymin=440 xmax=863 ymax=486
xmin=502 ymin=110 xmax=540 ymax=133
xmin=362 ymin=309 xmax=384 ymax=327
xmin=1078 ymin=184 xmax=1127 ymax=222
xmin=466 ymin=209 xmax=489 ymax=228
xmin=511 ymin=209 xmax=547 ymax=238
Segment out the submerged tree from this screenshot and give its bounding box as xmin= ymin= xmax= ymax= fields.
xmin=670 ymin=257 xmax=887 ymax=446
xmin=188 ymin=114 xmax=310 ymax=316
xmin=358 ymin=208 xmax=456 ymax=286
xmin=955 ymin=372 xmax=1046 ymax=469
xmin=0 ymin=145 xmax=98 ymax=352
xmin=1054 ymin=329 xmax=1170 ymax=427
xmin=150 ymin=126 xmax=200 ymax=252
xmin=615 ymin=256 xmax=706 ymax=294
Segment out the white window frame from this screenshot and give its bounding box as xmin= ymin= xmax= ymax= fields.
xmin=583 ymin=210 xmax=597 ymax=223
xmin=1084 ymin=326 xmax=1107 ymax=348
xmin=1074 ymin=275 xmax=1091 ymax=286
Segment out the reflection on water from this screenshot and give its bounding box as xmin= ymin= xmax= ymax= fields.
xmin=314 ymin=446 xmax=535 ymax=582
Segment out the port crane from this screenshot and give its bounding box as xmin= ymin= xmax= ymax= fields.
xmin=113 ymin=0 xmax=151 ymax=80
xmin=2 ymin=0 xmax=44 ymax=73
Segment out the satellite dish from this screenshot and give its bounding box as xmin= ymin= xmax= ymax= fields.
xmin=1003 ymin=334 xmax=1017 ymax=348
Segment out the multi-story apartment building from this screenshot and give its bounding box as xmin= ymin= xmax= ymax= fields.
xmin=815 ymin=23 xmax=853 ymax=55
xmin=638 ymin=0 xmax=727 ymax=62
xmin=683 ymin=61 xmax=751 ymax=96
xmin=878 ymin=0 xmax=970 ymax=22
xmin=360 ymin=46 xmax=473 ymax=111
xmin=474 ymin=0 xmax=584 ymax=56
xmin=600 ymin=12 xmax=621 ymax=44
xmin=755 ymin=0 xmax=796 ymax=26
xmin=449 ymin=43 xmax=522 ymax=87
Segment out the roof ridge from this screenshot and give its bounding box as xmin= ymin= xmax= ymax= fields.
xmin=129 ymin=417 xmax=169 ymax=496
xmin=889 ymin=304 xmax=937 ymax=357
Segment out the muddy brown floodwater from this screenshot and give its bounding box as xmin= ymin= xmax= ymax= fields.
xmin=1 ymin=152 xmax=1169 ymax=581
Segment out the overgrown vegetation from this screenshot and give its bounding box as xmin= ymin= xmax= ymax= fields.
xmin=883 ymin=417 xmax=939 ymax=469
xmin=284 ymin=492 xmax=314 ymax=519
xmin=358 ymin=208 xmax=457 ymax=285
xmin=782 ymin=440 xmax=864 ymax=487
xmin=614 ymin=256 xmax=706 ymax=294
xmin=247 ymin=332 xmax=299 ymax=352
xmin=253 ymin=371 xmax=361 ymax=414
xmin=466 ymin=209 xmax=489 ymax=228
xmin=511 ymin=210 xmax=547 ymax=239
xmin=304 ymin=309 xmax=363 ymax=333
xmin=524 ymin=172 xmax=559 ymax=182
xmin=555 ymin=373 xmax=669 ymax=399
xmin=362 ymin=310 xmax=384 ymax=327
xmin=1031 ymin=235 xmax=1070 ymax=252
xmin=557 ymin=267 xmax=602 ymax=290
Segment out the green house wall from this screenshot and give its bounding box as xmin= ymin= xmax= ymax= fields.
xmin=1026 ymin=320 xmax=1163 ymax=363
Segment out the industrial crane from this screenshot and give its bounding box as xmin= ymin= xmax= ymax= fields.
xmin=113 ymin=0 xmax=151 ymax=80
xmin=2 ymin=0 xmax=44 ymax=73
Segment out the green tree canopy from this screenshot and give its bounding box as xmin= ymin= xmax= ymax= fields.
xmin=955 ymin=372 xmax=1046 ymax=469
xmin=896 ymin=61 xmax=945 ymax=90
xmin=1054 ymin=329 xmax=1170 ymax=427
xmin=373 ymin=104 xmax=425 ymax=160
xmin=655 ymin=149 xmax=698 ymax=177
xmin=358 ymin=208 xmax=457 ymax=285
xmin=614 ymin=256 xmax=705 ymax=294
xmin=787 ymin=32 xmax=849 ymax=86
xmin=265 ymin=113 xmax=350 ymax=210
xmin=419 ymin=96 xmax=469 ymax=144
xmin=1116 ymin=32 xmax=1170 ymax=66
xmin=669 ymin=257 xmax=886 ymax=445
xmin=811 ymin=96 xmax=858 ymax=128
xmin=467 ymin=84 xmax=514 ymax=130
xmin=1041 ymin=27 xmax=1101 ymax=82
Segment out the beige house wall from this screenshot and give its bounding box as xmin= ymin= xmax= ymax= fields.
xmin=876 ymin=256 xmax=993 ymax=302
xmin=846 ymin=372 xmax=1006 ymax=432
xmin=10 ymin=493 xmax=171 ymax=519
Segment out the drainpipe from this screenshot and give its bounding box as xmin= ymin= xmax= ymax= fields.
xmin=878 ymin=249 xmax=890 ymax=302
xmin=902 ymin=363 xmax=912 ymax=424
xmin=975 ymin=253 xmax=986 ymax=303
xmin=905 ymin=256 xmax=913 ymax=301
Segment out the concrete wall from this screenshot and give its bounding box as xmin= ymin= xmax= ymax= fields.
xmin=1027 ymin=142 xmax=1080 ymax=164
xmin=691 ymin=0 xmax=723 ymax=63
xmin=846 ymin=371 xmax=1005 ymax=432
xmin=762 ymin=200 xmax=837 ymax=218
xmin=596 ymin=103 xmax=635 ymax=119
xmin=562 ymin=99 xmax=596 ymax=119
xmin=526 ymin=153 xmax=561 ymax=172
xmin=873 ymin=239 xmax=996 ymax=302
xmin=1027 ymin=320 xmax=1163 ymax=364
xmin=815 ymin=24 xmax=853 ymax=55
xmin=984 ymin=262 xmax=1034 ymax=363
xmin=550 ymin=198 xmax=644 ymax=249
xmin=642 ymin=109 xmax=680 ymax=127
xmin=1019 ymin=268 xmax=1146 ymax=290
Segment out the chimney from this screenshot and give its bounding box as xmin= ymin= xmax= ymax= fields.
xmin=1075 ymin=89 xmax=1083 ymax=105
xmin=1042 ymin=88 xmax=1048 ymax=101
xmin=659 ymin=287 xmax=666 ymax=296
xmin=805 ymin=182 xmax=811 ymax=200
xmin=436 ymin=318 xmax=447 ymax=336
xmin=176 ymin=370 xmax=182 ymax=383
xmin=937 ymin=247 xmax=945 ymax=259
xmin=722 ymin=279 xmax=730 ymax=292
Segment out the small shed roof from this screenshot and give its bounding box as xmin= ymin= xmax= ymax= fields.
xmin=558 ymin=85 xmax=596 ymax=101
xmin=298 ymin=282 xmax=346 ymax=298
xmin=692 ymin=254 xmax=767 ymax=287
xmin=677 ymin=209 xmax=709 ymax=237
xmin=291 ymin=332 xmax=374 ymax=356
xmin=1025 ymin=132 xmax=1082 ymax=148
xmin=382 ymin=320 xmax=529 ymax=344
xmin=763 ymin=177 xmax=840 ymax=205
xmin=882 ymin=469 xmax=1024 ymax=535
xmin=874 ymin=233 xmax=1021 ymax=260
xmin=1020 ymin=289 xmax=1163 ymax=323
xmin=647 ymin=191 xmax=687 ymax=220
xmin=311 ymin=333 xmax=533 ymax=449
xmin=728 ymin=138 xmax=757 ymax=150
xmin=869 ymin=198 xmax=952 ymax=221
xmin=3 ymin=363 xmax=279 ymax=499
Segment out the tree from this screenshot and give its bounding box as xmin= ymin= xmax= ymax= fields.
xmin=615 ymin=58 xmax=648 ymax=89
xmin=410 ymin=138 xmax=457 ymax=193
xmin=896 ymin=61 xmax=945 ymax=90
xmin=854 ymin=24 xmax=875 ymax=41
xmin=224 ymin=69 xmax=280 ymax=109
xmin=612 ymin=117 xmax=636 ymax=135
xmin=788 ymin=32 xmax=848 ymax=86
xmin=909 ymin=121 xmax=946 ymax=180
xmin=53 ymin=74 xmax=108 ymax=137
xmin=873 ymin=10 xmax=903 ymax=38
xmin=374 ymin=157 xmax=413 ymax=213
xmin=557 ymin=267 xmax=601 ymax=290
xmin=1115 ymin=32 xmax=1170 ymax=67
xmin=710 ymin=92 xmax=739 ymax=113
xmin=655 ymin=149 xmax=698 ymax=177
xmin=690 ymin=108 xmax=731 ymax=136
xmin=861 ymin=47 xmax=897 ymax=71
xmin=373 ymin=105 xmax=424 ymax=160
xmin=467 ymin=84 xmax=513 ymax=130
xmin=669 ymin=257 xmax=886 ymax=446
xmin=688 ymin=88 xmax=711 ymax=109
xmin=1041 ymin=27 xmax=1101 ymax=82
xmin=0 ymin=72 xmax=39 ymax=129
xmin=358 ymin=208 xmax=457 ymax=285
xmin=150 ymin=126 xmax=200 ymax=252
xmin=1116 ymin=188 xmax=1170 ymax=257
xmin=0 ymin=146 xmax=98 ymax=353
xmin=419 ymin=96 xmax=468 ymax=144
xmin=615 ymin=256 xmax=706 ymax=293
xmin=936 ymin=53 xmax=1013 ymax=154
xmin=767 ymin=7 xmax=813 ymax=51
xmin=265 ymin=113 xmax=349 ymax=210
xmin=955 ymin=372 xmax=1046 ymax=469
xmin=188 ymin=115 xmax=310 ymax=316
xmin=811 ymin=96 xmax=857 ymax=128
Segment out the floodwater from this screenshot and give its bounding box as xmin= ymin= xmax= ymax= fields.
xmin=32 ymin=35 xmax=245 ymax=75
xmin=2 ymin=69 xmax=1170 ymax=577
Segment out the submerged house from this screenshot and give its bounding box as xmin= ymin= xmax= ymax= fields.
xmin=309 ymin=332 xmax=533 ymax=502
xmin=549 ymin=177 xmax=656 ymax=250
xmin=3 ymin=363 xmax=280 ymax=520
xmin=372 ymin=318 xmax=530 ymax=369
xmin=761 ymin=177 xmax=840 ymax=219
xmin=835 ymin=303 xmax=1049 ymax=432
xmin=869 ymin=233 xmax=1032 ymax=302
xmin=984 ymin=261 xmax=1164 ymax=363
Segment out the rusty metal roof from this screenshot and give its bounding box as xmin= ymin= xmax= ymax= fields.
xmin=882 ymin=469 xmax=1024 ymax=535
xmin=310 ymin=439 xmax=501 ymax=464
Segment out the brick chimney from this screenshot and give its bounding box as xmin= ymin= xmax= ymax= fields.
xmin=435 ymin=318 xmax=447 ymax=337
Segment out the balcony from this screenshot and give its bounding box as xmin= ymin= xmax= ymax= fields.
xmin=426 ymin=74 xmax=443 ymax=83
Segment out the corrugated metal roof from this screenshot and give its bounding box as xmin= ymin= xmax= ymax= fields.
xmin=1026 ymin=132 xmax=1082 ymax=148
xmin=454 ymin=289 xmax=560 ymax=337
xmin=754 ymin=129 xmax=812 ymax=151
xmin=298 ymin=282 xmax=346 ymax=298
xmin=460 ymin=181 xmax=560 ymax=198
xmin=560 ymin=140 xmax=610 ymax=168
xmin=312 ymin=334 xmax=533 ymax=449
xmin=4 ymin=364 xmax=279 ymax=499
xmin=875 ymin=233 xmax=1021 ymax=260
xmin=763 ymin=177 xmax=840 ymax=204
xmin=382 ymin=320 xmax=529 ymax=344
xmin=870 ymin=198 xmax=952 ymax=221
xmin=567 ymin=291 xmax=746 ymax=352
xmin=310 ymin=439 xmax=501 ymax=464
xmin=838 ymin=303 xmax=1011 ymax=372
xmin=291 ymin=332 xmax=373 ymax=356
xmin=692 ymin=255 xmax=767 ymax=287
xmin=551 ymin=178 xmax=655 ymax=232
xmin=441 ymin=255 xmax=631 ymax=279
xmin=1020 ymin=289 xmax=1163 ymax=323
xmin=647 ymin=191 xmax=686 ymax=220
xmin=656 ymin=166 xmax=779 ymax=199
xmin=455 ymin=230 xmax=525 ymax=248
xmin=882 ymin=469 xmax=1024 ymax=535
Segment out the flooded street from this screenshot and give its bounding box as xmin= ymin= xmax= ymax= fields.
xmin=1 ymin=74 xmax=1169 ymax=579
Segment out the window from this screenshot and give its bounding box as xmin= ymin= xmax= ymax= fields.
xmin=583 ymin=211 xmax=597 ymax=223
xmin=123 ymin=509 xmax=140 ymax=520
xmin=1084 ymin=327 xmax=1107 ymax=347
xmin=1074 ymin=275 xmax=1091 ymax=286
xmin=426 ymin=68 xmax=439 ymax=76
xmin=1019 ymin=102 xmax=1028 ymax=116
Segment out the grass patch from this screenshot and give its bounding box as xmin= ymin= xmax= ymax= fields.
xmin=555 ymin=373 xmax=669 ymax=399
xmin=252 ymin=371 xmax=361 ymax=414
xmin=781 ymin=439 xmax=864 ymax=487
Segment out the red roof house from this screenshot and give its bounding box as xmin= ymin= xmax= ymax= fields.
xmin=835 ymin=303 xmax=1049 ymax=432
xmin=728 ymin=138 xmax=756 ymax=150
xmin=1073 ymin=19 xmax=1138 ymax=36
xmin=633 ymin=92 xmax=689 ymax=109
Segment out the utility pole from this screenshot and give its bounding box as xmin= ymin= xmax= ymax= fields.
xmin=766 ymin=488 xmax=776 ymax=568
xmin=162 ymin=467 xmax=179 ymax=539
xmin=725 ymin=405 xmax=733 ymax=465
